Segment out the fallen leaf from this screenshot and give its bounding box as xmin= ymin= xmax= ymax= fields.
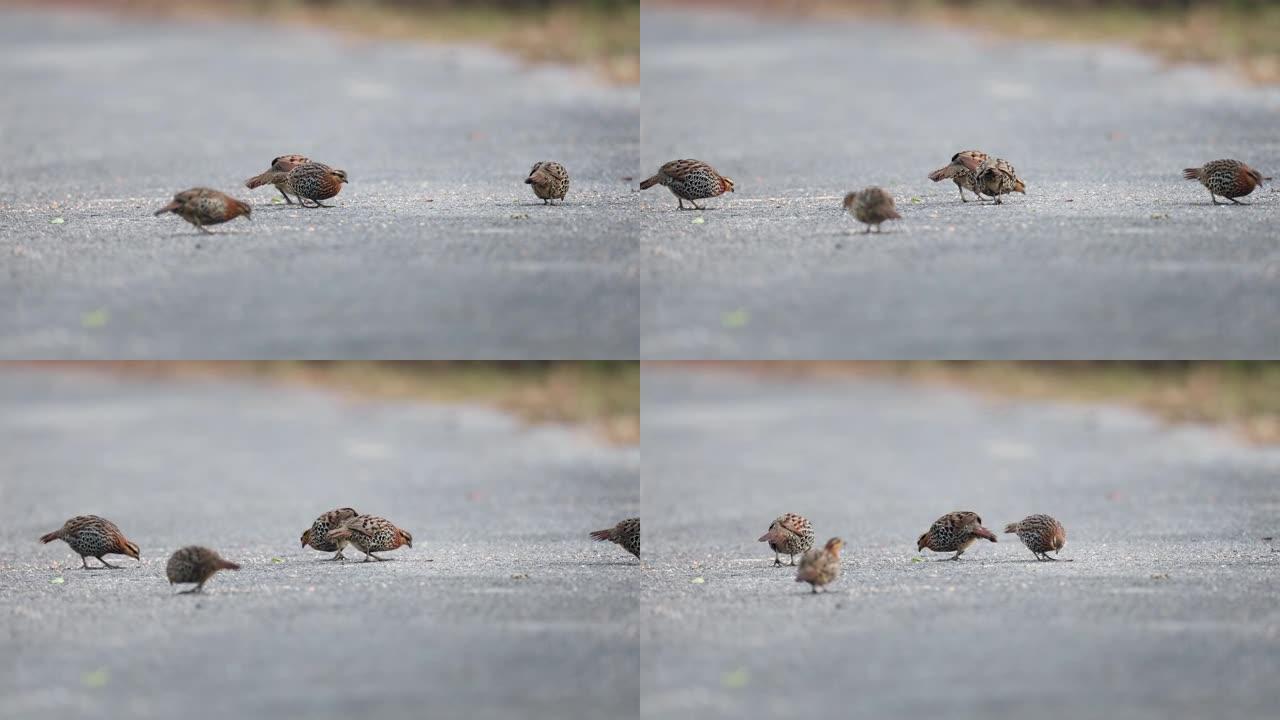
xmin=722 ymin=310 xmax=749 ymax=329
xmin=271 ymin=198 xmax=284 ymax=205
xmin=692 ymin=217 xmax=705 ymax=224
xmin=690 ymin=577 xmax=705 ymax=584
xmin=270 ymin=557 xmax=284 ymax=564
xmin=50 ymin=577 xmax=65 ymax=584
xmin=910 ymin=557 xmax=923 ymax=564
xmin=81 ymin=309 xmax=109 ymax=329
xmin=510 ymin=213 xmax=529 ymax=220
xmin=511 ymin=573 xmax=529 ymax=580
xmin=910 ymin=197 xmax=922 ymax=204
xmin=50 ymin=217 xmax=65 ymax=225
xmin=1150 ymin=573 xmax=1170 ymax=580
xmin=83 ymin=669 xmax=109 ymax=688
xmin=722 ymin=667 xmax=749 ymax=689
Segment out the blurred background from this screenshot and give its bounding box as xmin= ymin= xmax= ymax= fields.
xmin=22 ymin=0 xmax=641 ymax=82
xmin=658 ymin=0 xmax=1280 ymax=82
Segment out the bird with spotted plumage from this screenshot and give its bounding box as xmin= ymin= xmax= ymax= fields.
xmin=590 ymin=517 xmax=640 ymax=559
xmin=1183 ymin=159 xmax=1269 ymax=205
xmin=758 ymin=512 xmax=814 ymax=566
xmin=640 ymin=159 xmax=734 ymax=210
xmin=245 ymin=153 xmax=310 ymax=204
xmin=326 ymin=514 xmax=413 ymax=562
xmin=917 ymin=511 xmax=997 ymax=561
xmin=301 ymin=507 xmax=360 ymax=561
xmin=252 ymin=161 xmax=348 ymax=208
xmin=1005 ymin=514 xmax=1068 ymax=561
xmin=39 ymin=515 xmax=140 ymax=569
xmin=525 ymin=161 xmax=570 ymax=204
xmin=844 ymin=187 xmax=902 ymax=233
xmin=154 ymin=188 xmax=252 ymax=233
xmin=928 ymin=150 xmax=989 ymax=203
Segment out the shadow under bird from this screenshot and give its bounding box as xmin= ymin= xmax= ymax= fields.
xmin=928 ymin=150 xmax=989 ymax=202
xmin=844 ymin=187 xmax=901 ymax=233
xmin=795 ymin=537 xmax=844 ymax=594
xmin=326 ymin=514 xmax=412 ymax=562
xmin=39 ymin=515 xmax=140 ymax=569
xmin=1182 ymin=159 xmax=1270 ymax=205
xmin=758 ymin=512 xmax=814 ymax=566
xmin=154 ymin=188 xmax=252 ymax=233
xmin=525 ymin=161 xmax=570 ymax=204
xmin=1005 ymin=514 xmax=1068 ymax=561
xmin=245 ymin=153 xmax=311 ymax=204
xmin=917 ymin=511 xmax=997 ymax=561
xmin=253 ymin=161 xmax=348 ymax=208
xmin=590 ymin=517 xmax=640 ymax=559
xmin=301 ymin=507 xmax=360 ymax=561
xmin=166 ymin=546 xmax=240 ymax=594
xmin=958 ymin=155 xmax=1026 ymax=204
xmin=640 ymin=159 xmax=734 ymax=210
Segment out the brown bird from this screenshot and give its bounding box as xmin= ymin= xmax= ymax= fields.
xmin=928 ymin=150 xmax=989 ymax=202
xmin=917 ymin=511 xmax=997 ymax=561
xmin=1182 ymin=159 xmax=1269 ymax=205
xmin=39 ymin=515 xmax=140 ymax=569
xmin=301 ymin=507 xmax=360 ymax=561
xmin=758 ymin=513 xmax=814 ymax=566
xmin=525 ymin=161 xmax=570 ymax=204
xmin=254 ymin=162 xmax=348 ymax=208
xmin=245 ymin=154 xmax=310 ymax=204
xmin=959 ymin=155 xmax=1025 ymax=204
xmin=326 ymin=514 xmax=412 ymax=562
xmin=590 ymin=517 xmax=640 ymax=559
xmin=795 ymin=537 xmax=844 ymax=593
xmin=154 ymin=188 xmax=252 ymax=233
xmin=843 ymin=187 xmax=902 ymax=233
xmin=166 ymin=546 xmax=240 ymax=594
xmin=1004 ymin=514 xmax=1067 ymax=561
xmin=640 ymin=159 xmax=735 ymax=210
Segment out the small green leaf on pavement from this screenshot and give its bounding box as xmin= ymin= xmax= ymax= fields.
xmin=722 ymin=310 xmax=749 ymax=329
xmin=81 ymin=309 xmax=109 ymax=329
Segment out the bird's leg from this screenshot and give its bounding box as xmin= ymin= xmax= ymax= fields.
xmin=677 ymin=198 xmax=686 ymax=210
xmin=994 ymin=196 xmax=1003 ymax=205
xmin=948 ymin=550 xmax=964 ymax=561
xmin=81 ymin=556 xmax=90 ymax=570
xmin=1211 ymin=192 xmax=1221 ymax=205
xmin=863 ymin=225 xmax=871 ymax=234
xmin=689 ymin=199 xmax=704 ymax=210
xmin=1041 ymin=553 xmax=1058 ymax=561
xmin=370 ymin=552 xmax=386 ymax=562
xmin=789 ymin=554 xmax=796 ymax=566
xmin=278 ymin=188 xmax=294 ymax=204
xmin=312 ymin=200 xmax=333 ymax=208
xmin=1229 ymin=197 xmax=1248 ymax=205
xmin=330 ymin=551 xmax=345 ymax=561
xmin=958 ymin=185 xmax=967 ymax=202
xmin=811 ymin=585 xmax=818 ymax=594
xmin=544 ymin=199 xmax=550 ymax=205
xmin=773 ymin=553 xmax=782 ymax=567
xmin=179 ymin=582 xmax=204 ymax=595
xmin=97 ymin=556 xmax=120 ymax=569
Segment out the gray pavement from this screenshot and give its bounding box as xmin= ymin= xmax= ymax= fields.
xmin=0 ymin=8 xmax=639 ymax=358
xmin=640 ymin=367 xmax=1280 ymax=719
xmin=0 ymin=367 xmax=639 ymax=720
xmin=640 ymin=9 xmax=1280 ymax=358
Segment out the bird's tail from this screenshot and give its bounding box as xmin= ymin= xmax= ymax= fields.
xmin=885 ymin=207 xmax=903 ymax=220
xmin=154 ymin=201 xmax=180 ymax=216
xmin=327 ymin=527 xmax=353 ymax=543
xmin=218 ymin=559 xmax=241 ymax=571
xmin=1003 ymin=522 xmax=1020 ymax=534
xmin=639 ymin=175 xmax=660 ymax=190
xmin=974 ymin=526 xmax=998 ymax=543
xmin=246 ymin=170 xmax=287 ymax=189
xmin=589 ymin=528 xmax=615 ymax=543
xmin=39 ymin=530 xmax=60 ymax=544
xmin=1182 ymin=168 xmax=1202 ymax=181
xmin=927 ymin=165 xmax=955 ymax=182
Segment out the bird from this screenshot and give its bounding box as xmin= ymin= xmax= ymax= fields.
xmin=928 ymin=150 xmax=989 ymax=202
xmin=253 ymin=162 xmax=348 ymax=208
xmin=245 ymin=154 xmax=311 ymax=204
xmin=38 ymin=515 xmax=140 ymax=569
xmin=758 ymin=513 xmax=814 ymax=566
xmin=525 ymin=161 xmax=570 ymax=204
xmin=843 ymin=187 xmax=902 ymax=233
xmin=917 ymin=511 xmax=997 ymax=561
xmin=589 ymin=517 xmax=640 ymax=559
xmin=795 ymin=537 xmax=844 ymax=593
xmin=640 ymin=159 xmax=734 ymax=210
xmin=326 ymin=515 xmax=412 ymax=562
xmin=301 ymin=507 xmax=360 ymax=561
xmin=960 ymin=155 xmax=1025 ymax=204
xmin=154 ymin=188 xmax=251 ymax=233
xmin=1004 ymin=514 xmax=1067 ymax=561
xmin=1182 ymin=159 xmax=1269 ymax=205
xmin=166 ymin=546 xmax=240 ymax=594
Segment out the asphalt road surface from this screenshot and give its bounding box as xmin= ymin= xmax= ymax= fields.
xmin=0 ymin=8 xmax=639 ymax=358
xmin=640 ymin=9 xmax=1280 ymax=358
xmin=641 ymin=367 xmax=1280 ymax=719
xmin=0 ymin=368 xmax=639 ymax=720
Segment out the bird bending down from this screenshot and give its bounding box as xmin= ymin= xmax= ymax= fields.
xmin=928 ymin=150 xmax=989 ymax=202
xmin=245 ymin=154 xmax=310 ymax=204
xmin=917 ymin=511 xmax=997 ymax=561
xmin=1182 ymin=159 xmax=1268 ymax=205
xmin=39 ymin=515 xmax=140 ymax=569
xmin=301 ymin=507 xmax=360 ymax=560
xmin=154 ymin=188 xmax=252 ymax=233
xmin=844 ymin=187 xmax=901 ymax=233
xmin=1004 ymin=514 xmax=1068 ymax=561
xmin=326 ymin=514 xmax=412 ymax=561
xmin=640 ymin=159 xmax=734 ymax=210
xmin=795 ymin=537 xmax=844 ymax=593
xmin=590 ymin=517 xmax=640 ymax=559
xmin=758 ymin=513 xmax=814 ymax=566
xmin=525 ymin=161 xmax=570 ymax=204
